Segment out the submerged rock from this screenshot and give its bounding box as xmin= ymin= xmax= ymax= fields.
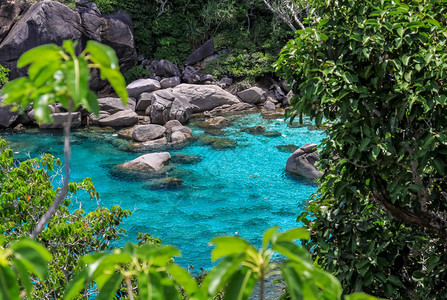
xmin=204 ymin=128 xmax=226 ymax=136
xmin=171 ymin=154 xmax=203 ymax=165
xmin=199 ymin=136 xmax=237 ymax=150
xmin=262 ymin=131 xmax=282 ymax=138
xmin=129 ymin=137 xmax=168 ymax=151
xmin=241 ymin=125 xmax=266 ymax=135
xmin=143 ymin=177 xmax=183 ymax=190
xmin=197 ymin=116 xmax=230 ymax=129
xmin=285 ymin=143 xmax=322 ymax=180
xmin=276 ymin=144 xmax=299 ymax=153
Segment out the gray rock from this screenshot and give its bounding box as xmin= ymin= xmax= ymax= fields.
xmin=184 ymin=39 xmax=214 ymax=66
xmin=118 ymin=126 xmax=135 ymax=140
xmin=132 ymin=124 xmax=166 ymax=142
xmin=120 ymin=152 xmax=171 ymax=172
xmin=262 ymin=101 xmax=276 ymax=113
xmin=0 ymin=0 xmax=26 ymax=43
xmin=152 ymin=60 xmax=180 ymax=77
xmin=98 ymin=109 xmax=138 ymax=127
xmin=171 ymin=125 xmax=192 ymax=136
xmin=285 ymin=143 xmax=322 ymax=180
xmin=170 ymin=131 xmax=191 ymax=144
xmin=129 ymin=137 xmax=168 ymax=151
xmin=283 ymin=91 xmax=294 ymax=106
xmin=89 ymin=111 xmax=110 ymax=125
xmin=150 ymin=84 xmax=239 ymax=124
xmin=0 ymin=1 xmax=136 ymax=88
xmin=181 ymin=73 xmax=200 ymax=84
xmin=0 ymin=104 xmax=19 ymax=128
xmin=39 ymin=112 xmax=82 ymax=129
xmin=98 ymin=97 xmax=135 ymax=114
xmin=160 ymin=77 xmax=181 ymax=89
xmin=219 ymin=77 xmax=233 ymax=86
xmin=237 ymin=87 xmax=266 ymax=104
xmin=169 ymin=98 xmax=194 ymax=124
xmin=200 ymin=74 xmax=214 ymax=83
xmin=136 ymin=93 xmax=152 ymax=112
xmin=209 ymin=102 xmax=257 ymax=115
xmin=126 ymin=79 xmax=161 ymax=98
xmin=271 ymin=84 xmax=285 ymax=101
xmin=164 ymin=120 xmax=182 ymax=131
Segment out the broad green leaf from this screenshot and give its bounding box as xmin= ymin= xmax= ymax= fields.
xmin=86 ymin=40 xmax=119 ymax=69
xmin=201 ymin=254 xmax=245 ymax=297
xmin=17 ymin=44 xmax=61 ymax=68
xmin=272 ymin=241 xmax=313 ymax=269
xmin=262 ymin=226 xmax=278 ymax=250
xmin=359 ymin=138 xmax=371 ymax=151
xmin=345 ymin=293 xmax=378 ymax=300
xmin=426 ymin=19 xmax=441 ymax=27
xmin=98 ymin=67 xmax=128 ymax=104
xmin=64 ymin=268 xmax=89 ymax=300
xmin=62 ymin=40 xmax=76 ymax=57
xmin=210 ymin=236 xmax=249 ymax=261
xmin=63 ymin=58 xmax=89 ymax=106
xmin=309 ymin=268 xmax=342 ymax=298
xmin=81 ymin=90 xmax=100 ymax=115
xmin=276 ymin=228 xmax=310 ymax=242
xmin=281 ymin=263 xmax=317 ymax=300
xmin=167 ymin=264 xmax=198 ymax=296
xmin=97 ymin=272 xmax=123 ymax=300
xmin=11 ymin=238 xmax=52 ymax=280
xmin=11 ymin=258 xmax=33 ymax=298
xmin=224 ymin=270 xmax=258 ymax=300
xmin=0 ymin=264 xmax=20 ymax=300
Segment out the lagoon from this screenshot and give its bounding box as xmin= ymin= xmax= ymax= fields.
xmin=3 ymin=113 xmax=324 ymax=271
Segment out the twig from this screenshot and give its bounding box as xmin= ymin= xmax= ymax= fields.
xmin=30 ymin=112 xmax=72 ymax=238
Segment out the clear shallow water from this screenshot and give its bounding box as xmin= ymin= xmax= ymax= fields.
xmin=2 ymin=113 xmax=324 ymax=271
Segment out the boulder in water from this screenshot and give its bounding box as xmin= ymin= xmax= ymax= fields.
xmin=119 ymin=152 xmax=171 ymax=172
xmin=285 ymin=143 xmax=322 ymax=180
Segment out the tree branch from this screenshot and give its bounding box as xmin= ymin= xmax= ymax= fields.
xmin=30 ymin=112 xmax=72 ymax=238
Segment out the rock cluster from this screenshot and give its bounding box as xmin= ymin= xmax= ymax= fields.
xmin=285 ymin=143 xmax=322 ymax=180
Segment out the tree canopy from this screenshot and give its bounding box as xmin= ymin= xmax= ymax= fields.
xmin=276 ymin=0 xmax=447 ymax=298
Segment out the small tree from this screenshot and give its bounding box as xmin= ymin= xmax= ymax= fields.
xmin=276 ymin=0 xmax=447 ymax=298
xmin=1 ymin=40 xmax=128 ymax=239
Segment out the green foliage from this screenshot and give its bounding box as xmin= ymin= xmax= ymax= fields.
xmin=64 ymin=226 xmax=374 ymax=300
xmin=205 ymin=50 xmax=276 ymax=80
xmin=123 ymin=66 xmax=151 ymax=85
xmin=0 ymin=238 xmax=52 ymax=300
xmin=0 ymin=138 xmax=132 ymax=298
xmin=1 ymin=40 xmax=127 ymax=124
xmin=0 ymin=65 xmax=9 ymax=87
xmin=277 ymin=0 xmax=447 ymax=298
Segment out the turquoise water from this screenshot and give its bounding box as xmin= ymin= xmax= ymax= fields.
xmin=2 ymin=113 xmax=324 ymax=271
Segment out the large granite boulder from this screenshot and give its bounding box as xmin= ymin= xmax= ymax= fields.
xmin=285 ymin=143 xmax=322 ymax=180
xmin=0 ymin=0 xmax=26 ymax=43
xmin=160 ymin=77 xmax=181 ymax=89
xmin=149 ymin=84 xmax=240 ymax=125
xmin=184 ymin=39 xmax=214 ymax=66
xmin=98 ymin=109 xmax=138 ymax=127
xmin=152 ymin=60 xmax=180 ymax=78
xmin=0 ymin=104 xmax=19 ymax=128
xmin=132 ymin=124 xmax=166 ymax=142
xmin=126 ymin=79 xmax=161 ymax=98
xmin=98 ymin=97 xmax=135 ymax=114
xmin=237 ymin=87 xmax=266 ymax=104
xmin=0 ymin=1 xmax=137 ymax=89
xmin=39 ymin=112 xmax=82 ymax=129
xmin=120 ymin=152 xmax=171 ymax=172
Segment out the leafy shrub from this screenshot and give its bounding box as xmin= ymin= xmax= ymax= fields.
xmin=0 ymin=65 xmax=9 ymax=87
xmin=123 ymin=65 xmax=151 ymax=85
xmin=277 ymin=0 xmax=447 ymax=298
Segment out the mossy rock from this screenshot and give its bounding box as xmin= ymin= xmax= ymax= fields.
xmin=143 ymin=177 xmax=183 ymax=190
xmin=241 ymin=125 xmax=265 ymax=135
xmin=171 ymin=154 xmax=204 ymax=165
xmin=262 ymin=131 xmax=282 ymax=137
xmin=204 ymin=128 xmax=226 ymax=136
xmin=276 ymin=144 xmax=299 ymax=153
xmin=198 ymin=136 xmax=237 ymax=150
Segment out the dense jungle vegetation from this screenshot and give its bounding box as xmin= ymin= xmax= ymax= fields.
xmin=1 ymin=0 xmax=447 ymax=299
